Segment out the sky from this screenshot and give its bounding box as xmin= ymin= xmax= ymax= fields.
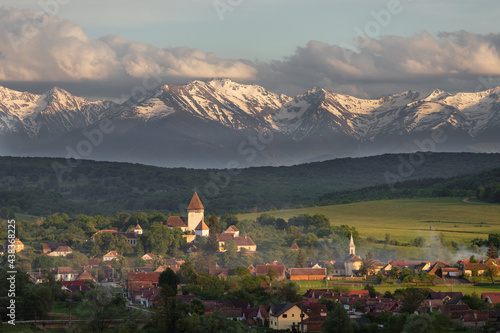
xmin=1 ymin=0 xmax=500 ymax=100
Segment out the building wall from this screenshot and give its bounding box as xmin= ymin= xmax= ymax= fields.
xmin=290 ymin=275 xmax=325 ymax=281
xmin=188 ymin=211 xmax=204 ymax=231
xmin=237 ymin=245 xmax=257 ymax=252
xmin=269 ymin=306 xmax=308 ymax=331
xmin=345 ymin=262 xmax=362 ymax=276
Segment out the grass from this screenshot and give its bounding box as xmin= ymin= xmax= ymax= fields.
xmin=295 ymin=280 xmax=500 ymax=296
xmin=51 ymin=301 xmax=87 ymax=319
xmin=238 ymin=197 xmax=500 ymax=244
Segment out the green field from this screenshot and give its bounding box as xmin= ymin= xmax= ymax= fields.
xmin=296 ymin=280 xmax=500 ymax=296
xmin=238 ymin=197 xmax=500 ymax=245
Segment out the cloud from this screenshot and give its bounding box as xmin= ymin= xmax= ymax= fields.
xmin=256 ymin=30 xmax=500 ymax=97
xmin=0 ymin=7 xmax=256 ymax=87
xmin=0 ymin=6 xmax=499 ymax=99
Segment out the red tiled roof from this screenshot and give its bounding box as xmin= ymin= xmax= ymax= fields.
xmin=255 ymin=265 xmax=285 ymax=276
xmin=234 ymin=236 xmax=256 ymax=247
xmin=390 ymin=261 xmax=407 ymax=267
xmin=217 ymin=233 xmax=234 ymax=241
xmin=53 ymin=245 xmax=72 ymax=252
xmin=482 ymin=293 xmax=500 ymax=305
xmin=166 ymin=216 xmax=188 ymax=228
xmin=196 ymin=221 xmax=210 ymax=230
xmin=187 ymin=192 xmax=204 ymax=210
xmin=57 ymin=266 xmax=77 ymax=275
xmin=226 ymin=225 xmax=239 ymax=233
xmin=290 ymin=243 xmax=299 ymax=250
xmin=127 ymin=272 xmax=160 ymax=282
xmin=103 ymin=251 xmax=120 ymax=258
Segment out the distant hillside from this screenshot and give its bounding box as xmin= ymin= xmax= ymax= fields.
xmin=0 ymin=152 xmax=499 ymax=216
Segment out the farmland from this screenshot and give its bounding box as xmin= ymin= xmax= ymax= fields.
xmin=238 ymin=197 xmax=500 ymax=246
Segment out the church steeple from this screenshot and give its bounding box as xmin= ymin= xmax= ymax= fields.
xmin=349 ymin=233 xmax=355 ymax=255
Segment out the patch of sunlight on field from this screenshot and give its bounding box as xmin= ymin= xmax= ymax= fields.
xmin=238 ymin=198 xmax=500 ymax=244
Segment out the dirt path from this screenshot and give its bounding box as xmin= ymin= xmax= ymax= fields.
xmin=462 ymin=197 xmax=487 ymax=205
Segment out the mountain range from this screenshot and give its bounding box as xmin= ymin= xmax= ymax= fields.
xmin=1 ymin=79 xmax=500 ymax=168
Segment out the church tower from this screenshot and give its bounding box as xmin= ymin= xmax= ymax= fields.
xmin=187 ymin=192 xmax=204 ymax=231
xmin=349 ymin=233 xmax=355 ymax=255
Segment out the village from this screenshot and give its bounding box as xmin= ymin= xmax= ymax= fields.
xmin=4 ymin=193 xmax=500 ymax=332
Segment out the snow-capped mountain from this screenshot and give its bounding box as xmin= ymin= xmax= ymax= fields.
xmin=1 ymin=79 xmax=500 ymax=168
xmin=0 ymin=86 xmax=119 ymax=143
xmin=120 ymin=79 xmax=291 ymax=130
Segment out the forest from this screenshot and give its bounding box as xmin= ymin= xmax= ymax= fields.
xmin=0 ymin=152 xmax=500 ymax=217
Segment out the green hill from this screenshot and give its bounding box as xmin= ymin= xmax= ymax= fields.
xmin=0 ymin=152 xmax=499 ymax=216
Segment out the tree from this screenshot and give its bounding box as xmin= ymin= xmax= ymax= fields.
xmin=295 ymin=249 xmax=306 ymax=268
xmin=402 ymin=313 xmax=432 ymax=333
xmin=485 ymin=265 xmax=498 ymax=284
xmin=280 ymin=282 xmax=301 ymax=303
xmin=462 ymin=292 xmax=488 ymax=310
xmin=389 ymin=266 xmax=400 ymax=279
xmin=363 ymin=284 xmax=377 ymax=297
xmin=469 ymin=255 xmax=478 ymax=263
xmin=256 ymin=213 xmax=276 ymax=227
xmin=158 ymin=268 xmax=181 ymax=331
xmin=322 ymin=301 xmax=353 ymax=333
xmin=360 ymin=251 xmax=375 ymax=276
xmin=275 ymin=218 xmax=287 ymax=230
xmin=400 ymin=288 xmax=425 ymax=314
xmin=82 ymin=288 xmax=128 ymax=332
xmin=207 ymin=214 xmax=221 ymax=234
xmin=235 ymin=266 xmax=251 ymax=278
xmin=400 ymin=268 xmax=414 ymax=283
xmin=487 ymin=242 xmax=499 ymax=259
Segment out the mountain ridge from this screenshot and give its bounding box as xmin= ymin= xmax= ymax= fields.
xmin=1 ymin=79 xmax=500 ymax=167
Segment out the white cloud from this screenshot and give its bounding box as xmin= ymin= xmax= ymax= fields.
xmin=0 ymin=6 xmax=499 ymax=99
xmin=0 ymin=7 xmax=256 ymax=85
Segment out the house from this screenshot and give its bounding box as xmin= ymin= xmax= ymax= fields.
xmin=217 ymin=227 xmax=257 ymax=252
xmin=255 ymin=264 xmax=286 ymax=280
xmin=42 ymin=243 xmax=65 ymax=254
xmin=91 ymin=229 xmax=138 ymax=247
xmin=142 ymin=253 xmax=156 ymax=261
xmin=126 ymin=272 xmax=161 ymax=304
xmin=103 ymin=250 xmax=120 ymax=261
xmin=3 ymin=238 xmax=24 ymax=253
xmin=243 ymin=308 xmax=259 ymax=326
xmin=61 ymin=280 xmax=91 ymax=293
xmin=428 ymin=261 xmax=450 ymax=276
xmin=164 ymin=216 xmax=189 ymax=232
xmin=332 ymin=262 xmax=346 ymax=276
xmin=154 ymin=259 xmax=185 ymax=274
xmin=133 ymin=224 xmax=143 ymax=235
xmin=219 ymin=307 xmax=244 ymax=320
xmin=463 ymin=263 xmax=488 ymax=276
xmin=269 ymin=303 xmax=308 ymax=331
xmin=289 ymin=268 xmax=326 ymax=280
xmin=482 ymin=293 xmax=500 ymax=306
xmin=47 ymin=245 xmax=73 ymax=257
xmin=54 ymin=267 xmax=78 ymax=281
xmin=225 ymin=225 xmax=240 ymax=236
xmin=209 ymin=268 xmax=235 ymax=279
xmin=195 ymin=221 xmax=210 ymax=237
xmin=77 ymin=270 xmax=96 ymax=282
xmin=257 ymin=304 xmax=270 ymax=326
xmin=441 ymin=267 xmax=460 ymax=277
xmin=290 ymin=243 xmax=299 ymax=251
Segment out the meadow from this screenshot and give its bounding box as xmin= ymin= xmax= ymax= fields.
xmin=238 ymin=197 xmax=500 ymax=245
xmin=296 ymin=280 xmax=500 ymax=296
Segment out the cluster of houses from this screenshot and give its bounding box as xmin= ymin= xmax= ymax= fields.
xmin=123 ymin=266 xmax=500 ymax=331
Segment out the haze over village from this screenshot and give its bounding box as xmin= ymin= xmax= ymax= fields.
xmin=1 ymin=1 xmax=500 ymax=333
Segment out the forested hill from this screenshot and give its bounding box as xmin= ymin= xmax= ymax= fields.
xmin=0 ymin=152 xmax=499 ymax=216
